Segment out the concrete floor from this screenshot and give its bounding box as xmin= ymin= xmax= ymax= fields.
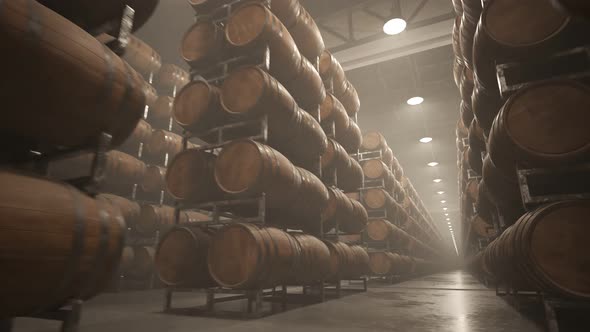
xmin=11 ymin=271 xmax=554 ymax=332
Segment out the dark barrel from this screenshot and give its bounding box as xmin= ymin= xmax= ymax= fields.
xmin=149 ymin=96 xmax=175 ymax=127
xmin=483 ymin=200 xmax=590 ymax=299
xmin=156 ymin=64 xmax=190 ymax=93
xmin=1 ymin=0 xmax=145 ymax=149
xmin=38 ymin=0 xmax=158 ymax=34
xmin=123 ymin=35 xmax=162 ymax=77
xmin=471 ymin=81 xmax=504 ymax=135
xmin=135 ymin=205 xmax=209 ymax=236
xmin=119 ymin=246 xmax=155 ymax=279
xmin=0 ymin=171 xmax=125 ymax=318
xmin=174 ymin=80 xmax=225 ymax=133
xmin=552 ymin=0 xmax=590 ymax=19
xmin=288 ymin=234 xmax=331 ymax=285
xmin=181 ymin=20 xmax=226 ymax=68
xmin=141 ymin=165 xmax=167 ymax=194
xmin=166 ymin=149 xmax=224 ymax=203
xmin=488 ymin=81 xmax=590 ymax=173
xmin=97 ymin=193 xmax=141 ymax=227
xmin=155 ymin=225 xmax=216 ymax=288
xmin=323 ymin=188 xmax=368 ymax=234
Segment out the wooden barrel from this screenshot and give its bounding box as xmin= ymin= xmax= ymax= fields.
xmin=452 ymin=0 xmax=463 ymax=16
xmin=47 ymin=150 xmax=146 ymax=195
xmin=465 ymin=177 xmax=480 ymax=203
xmin=148 ymin=96 xmax=175 ymax=127
xmin=283 ymin=5 xmax=325 ymax=61
xmin=119 ymin=246 xmax=155 ymax=278
xmin=471 ymin=80 xmax=504 ymax=135
xmin=288 ymin=167 xmax=331 ymax=230
xmin=181 ymin=20 xmax=226 ymax=68
xmin=473 ymin=0 xmax=589 ymax=91
xmin=136 ymin=204 xmax=209 ymax=236
xmin=97 ymin=194 xmax=141 ymax=227
xmin=552 ymin=0 xmax=590 ymax=19
xmin=187 ymin=0 xmax=219 ymax=13
xmin=123 ymin=35 xmax=162 ymax=76
xmin=361 ymin=132 xmax=387 ymax=151
xmin=459 ymin=67 xmax=474 ymax=104
xmin=460 ymin=101 xmax=474 ymax=129
xmin=141 ymin=165 xmax=166 ymax=194
xmin=142 ymin=80 xmax=159 ymax=108
xmin=221 ymin=66 xmax=328 ymax=159
xmin=346 ymin=245 xmax=370 ymax=279
xmin=453 ymin=57 xmax=465 ymax=88
xmin=155 ymin=64 xmax=190 ymax=92
xmin=119 ymin=119 xmax=152 ymax=154
xmin=366 ymin=219 xmax=395 ymax=242
xmin=362 ymin=189 xmax=404 ymax=219
xmin=337 ymin=158 xmax=364 ymax=192
xmin=144 ymin=130 xmax=194 ymax=163
xmin=467 ymin=145 xmax=483 ymax=175
xmin=320 ymin=94 xmax=352 ymax=145
xmin=155 ymin=225 xmax=215 ymax=288
xmin=369 ymin=252 xmax=405 ymax=276
xmin=459 ymin=12 xmax=477 ymax=69
xmin=461 ymin=0 xmax=482 ymax=24
xmin=471 ymin=215 xmax=496 ymax=239
xmin=0 ymin=171 xmax=125 ymax=318
xmin=468 ymin=118 xmax=486 ymax=153
xmin=319 ymin=51 xmax=347 ymax=92
xmin=340 ymin=120 xmax=363 ymax=152
xmin=321 ymin=138 xmax=349 ymax=170
xmin=38 ymin=0 xmax=158 ymax=33
xmin=484 ymin=200 xmax=590 ymax=299
xmin=452 ymin=15 xmax=463 ymax=57
xmin=362 ymin=160 xmax=395 ymax=192
xmin=208 ymin=224 xmax=299 ymax=288
xmin=289 ymin=234 xmax=331 ymax=284
xmin=488 ymin=81 xmax=590 ymax=173
xmin=166 ymin=149 xmax=223 ymax=203
xmin=481 ymin=156 xmax=524 ymax=224
xmin=0 ymin=0 xmax=145 ymax=149
xmin=174 ymin=80 xmax=224 ymax=133
xmin=225 ymin=3 xmax=325 ymax=108
xmin=336 ymin=81 xmax=361 ymax=117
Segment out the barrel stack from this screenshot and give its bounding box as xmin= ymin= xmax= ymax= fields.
xmin=344 ymin=131 xmax=445 ymax=278
xmin=156 ymin=0 xmax=373 ymax=302
xmin=0 ymin=0 xmax=160 ymax=319
xmin=456 ymin=0 xmax=590 ymax=300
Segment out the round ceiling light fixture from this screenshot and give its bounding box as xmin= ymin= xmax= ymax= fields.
xmin=428 ymin=162 xmax=439 ymax=167
xmin=383 ymin=18 xmax=407 ymax=35
xmin=433 ymin=179 xmax=442 ymax=183
xmin=419 ymin=137 xmax=433 ymax=143
xmin=407 ymin=96 xmax=424 ymax=106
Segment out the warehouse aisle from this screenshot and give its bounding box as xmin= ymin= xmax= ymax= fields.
xmin=13 ymin=271 xmax=544 ymax=332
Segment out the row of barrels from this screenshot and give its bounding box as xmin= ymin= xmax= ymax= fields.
xmin=469 ymin=200 xmax=590 ymax=300
xmin=368 ymin=252 xmax=439 ymax=277
xmin=366 ymin=219 xmax=439 ymax=259
xmin=166 ymin=139 xmax=368 ymax=233
xmin=155 ymin=223 xmax=370 ymax=289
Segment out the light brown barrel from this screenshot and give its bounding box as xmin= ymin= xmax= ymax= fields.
xmin=225 ymin=3 xmax=325 ymax=108
xmin=461 ymin=0 xmax=482 ymax=24
xmin=288 ymin=167 xmax=331 ymax=231
xmin=142 ymin=80 xmax=159 ymax=108
xmin=366 ymin=219 xmax=395 ymax=242
xmin=289 ymin=234 xmax=331 ymax=285
xmin=340 ymin=120 xmax=363 ymax=152
xmin=38 ymin=0 xmax=158 ymax=33
xmin=369 ymin=252 xmax=409 ymax=276
xmin=208 ymin=224 xmax=300 ymax=288
xmin=144 ymin=130 xmax=195 ymax=163
xmin=141 ymin=165 xmax=167 ymax=194
xmin=471 ymin=215 xmax=496 ymax=239
xmin=453 ymin=57 xmax=465 ymax=88
xmin=166 ymin=149 xmax=224 ymax=203
xmin=362 ymin=159 xmax=395 ymax=192
xmin=155 ymin=225 xmax=216 ymax=288
xmin=460 ymin=100 xmax=474 ymax=128
xmin=488 ymin=81 xmax=590 ymax=173
xmin=552 ymin=0 xmax=590 ymax=19
xmin=0 ymin=0 xmax=145 ymax=149
xmin=136 ymin=204 xmax=209 ymax=236
xmin=452 ymin=0 xmax=463 ymax=17
xmin=0 ymin=171 xmax=125 ymax=318
xmin=361 ymin=132 xmax=388 ymax=152
xmin=320 ymin=94 xmax=352 ymax=145
xmin=484 ymin=200 xmax=590 ymax=299
xmin=148 ymin=96 xmax=175 ymax=126
xmin=119 ymin=246 xmax=155 ymax=279
xmin=473 ymin=0 xmax=590 ymax=90
xmin=174 ymin=80 xmax=225 ymax=133
xmin=336 ymin=81 xmax=361 ymax=117
xmin=324 ymin=241 xmax=368 ymax=280
xmin=459 ymin=66 xmax=474 ymax=104
xmin=221 ymin=66 xmax=328 ymax=160
xmin=324 ymin=188 xmax=369 ymax=234
xmin=346 ymin=245 xmax=370 ymax=279
xmin=119 ymin=119 xmax=152 ymax=154
xmin=337 ymin=157 xmax=364 ymax=192
xmin=181 ymin=20 xmax=226 ymax=68
xmin=465 ymin=177 xmax=480 ymax=203
xmin=215 ymin=140 xmax=329 ymax=223
xmin=362 ymin=189 xmax=404 ymax=219
xmin=282 ymin=5 xmax=325 ymax=61
xmin=321 ymin=138 xmax=349 ymax=171
xmin=47 ymin=150 xmax=146 ymax=195
xmin=319 ymin=51 xmax=347 ymax=93
xmin=123 ymin=35 xmax=162 ymax=76
xmin=156 ymin=64 xmax=190 ymax=92
xmin=97 ymin=193 xmax=141 ymax=227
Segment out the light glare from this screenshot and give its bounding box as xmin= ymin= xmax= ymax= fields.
xmin=419 ymin=137 xmax=433 ymax=143
xmin=428 ymin=162 xmax=439 ymax=167
xmin=407 ymin=96 xmax=424 ymax=106
xmin=383 ymin=18 xmax=407 ymax=35
xmin=433 ymin=179 xmax=442 ymax=183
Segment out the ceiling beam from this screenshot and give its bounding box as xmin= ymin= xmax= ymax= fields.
xmin=330 ymin=13 xmax=455 ymax=71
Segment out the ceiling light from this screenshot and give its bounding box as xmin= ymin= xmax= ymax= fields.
xmin=433 ymin=179 xmax=442 ymax=183
xmin=406 ymin=96 xmax=424 ymax=106
xmin=447 ymin=222 xmax=451 ymax=225
xmin=445 ymin=213 xmax=449 ymax=216
xmin=437 ymin=191 xmax=445 ymax=195
xmin=441 ymin=200 xmax=446 ymax=203
xmin=428 ymin=162 xmax=439 ymax=167
xmin=383 ymin=18 xmax=407 ymax=35
xmin=443 ymin=207 xmax=448 ymax=211
xmin=419 ymin=137 xmax=433 ymax=143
